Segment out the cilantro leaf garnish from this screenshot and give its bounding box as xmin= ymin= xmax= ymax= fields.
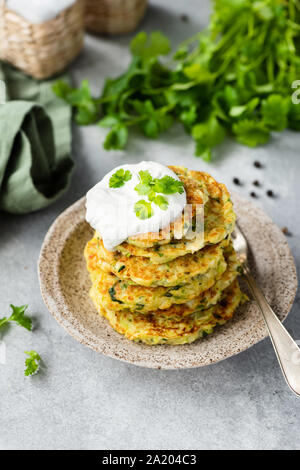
xmin=153 ymin=195 xmax=169 ymax=211
xmin=134 ymin=170 xmax=153 ymax=195
xmin=0 ymin=304 xmax=32 ymax=331
xmin=134 ymin=200 xmax=153 ymax=219
xmin=24 ymin=350 xmax=41 ymax=377
xmin=153 ymin=175 xmax=184 ymax=195
xmin=109 ymin=169 xmax=132 ymax=188
xmin=134 ymin=170 xmax=183 ymax=197
xmin=134 ymin=170 xmax=183 ymax=218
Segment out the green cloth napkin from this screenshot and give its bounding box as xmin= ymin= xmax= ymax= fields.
xmin=0 ymin=63 xmax=74 ymax=214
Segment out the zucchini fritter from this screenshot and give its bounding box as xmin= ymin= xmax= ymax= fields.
xmin=123 ymin=166 xmax=235 ymax=252
xmin=95 ymin=237 xmax=229 ymax=287
xmin=85 ymin=242 xmax=239 ymax=313
xmin=91 ymin=280 xmax=245 ymax=345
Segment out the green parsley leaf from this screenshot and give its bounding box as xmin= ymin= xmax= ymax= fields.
xmin=153 ymin=195 xmax=169 ymax=210
xmin=261 ymin=94 xmax=289 ymax=131
xmin=99 ymin=115 xmax=120 ymax=128
xmin=183 ymin=63 xmax=213 ymax=83
xmin=52 ymin=79 xmax=72 ymax=99
xmin=288 ymin=102 xmax=300 ymax=131
xmin=53 ymin=79 xmax=100 ymax=125
xmin=138 ymin=170 xmax=153 ymax=184
xmin=103 ymin=125 xmax=128 ymax=150
xmin=130 ymin=31 xmax=170 ymax=61
xmin=153 ymin=175 xmax=184 ymax=195
xmin=147 ymin=190 xmax=157 ymax=202
xmin=134 ymin=200 xmax=153 ymax=219
xmin=24 ymin=350 xmax=41 ymax=377
xmin=0 ymin=304 xmax=32 ymax=331
xmin=134 ymin=170 xmax=154 ymax=195
xmin=109 ymin=169 xmax=132 ymax=188
xmin=180 ymin=105 xmax=198 ymax=126
xmin=194 ymin=142 xmax=212 ymax=161
xmin=233 ymin=120 xmax=270 ymax=147
xmin=192 ymin=115 xmax=226 ymax=149
xmin=134 ymin=170 xmax=183 ymax=215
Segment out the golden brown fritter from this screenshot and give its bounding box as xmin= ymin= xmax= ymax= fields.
xmin=85 ymin=242 xmax=239 ymax=313
xmin=90 ymin=280 xmax=245 ymax=345
xmin=88 ymin=236 xmax=228 ymax=287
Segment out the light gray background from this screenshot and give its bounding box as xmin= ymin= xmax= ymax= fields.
xmin=1 ymin=0 xmax=300 ymax=450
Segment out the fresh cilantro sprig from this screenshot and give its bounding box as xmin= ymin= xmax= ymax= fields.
xmin=24 ymin=350 xmax=41 ymax=377
xmin=135 ymin=170 xmax=184 ymax=198
xmin=109 ymin=169 xmax=132 ymax=188
xmin=152 ymin=175 xmax=184 ymax=195
xmin=134 ymin=200 xmax=153 ymax=219
xmin=134 ymin=170 xmax=184 ymax=219
xmin=52 ymin=79 xmax=101 ymax=125
xmin=53 ymin=1 xmax=300 ymax=159
xmin=0 ymin=304 xmax=32 ymax=331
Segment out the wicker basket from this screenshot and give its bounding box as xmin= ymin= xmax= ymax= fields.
xmin=0 ymin=0 xmax=85 ymax=79
xmin=85 ymin=0 xmax=147 ymax=35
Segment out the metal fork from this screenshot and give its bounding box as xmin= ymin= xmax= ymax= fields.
xmin=232 ymin=224 xmax=300 ymax=397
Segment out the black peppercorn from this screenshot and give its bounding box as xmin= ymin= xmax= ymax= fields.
xmin=282 ymin=227 xmax=292 ymax=236
xmin=233 ymin=177 xmax=241 ymax=185
xmin=180 ymin=14 xmax=189 ymax=22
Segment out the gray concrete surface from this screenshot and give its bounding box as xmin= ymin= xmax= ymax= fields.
xmin=1 ymin=0 xmax=300 ymax=450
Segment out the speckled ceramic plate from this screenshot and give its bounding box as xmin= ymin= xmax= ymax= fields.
xmin=38 ymin=193 xmax=297 ymax=369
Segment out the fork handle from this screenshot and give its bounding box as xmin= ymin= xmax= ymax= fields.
xmin=243 ymin=263 xmax=300 ymax=397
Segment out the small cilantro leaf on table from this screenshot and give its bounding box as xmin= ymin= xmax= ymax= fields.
xmin=0 ymin=304 xmax=32 ymax=331
xmin=0 ymin=303 xmax=43 ymax=377
xmin=24 ymin=351 xmax=41 ymax=377
xmin=109 ymin=169 xmax=132 ymax=188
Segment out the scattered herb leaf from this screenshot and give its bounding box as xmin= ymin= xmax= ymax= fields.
xmin=134 ymin=171 xmax=183 ymax=217
xmin=24 ymin=350 xmax=41 ymax=377
xmin=0 ymin=304 xmax=32 ymax=331
xmin=109 ymin=169 xmax=132 ymax=188
xmin=134 ymin=200 xmax=153 ymax=219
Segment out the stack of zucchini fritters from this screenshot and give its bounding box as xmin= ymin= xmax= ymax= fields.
xmin=84 ymin=166 xmax=246 ymax=345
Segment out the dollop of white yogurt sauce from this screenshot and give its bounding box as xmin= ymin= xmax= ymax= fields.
xmin=86 ymin=161 xmax=186 ymax=251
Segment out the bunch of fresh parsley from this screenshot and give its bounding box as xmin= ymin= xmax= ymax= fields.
xmin=53 ymin=0 xmax=300 ymax=160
